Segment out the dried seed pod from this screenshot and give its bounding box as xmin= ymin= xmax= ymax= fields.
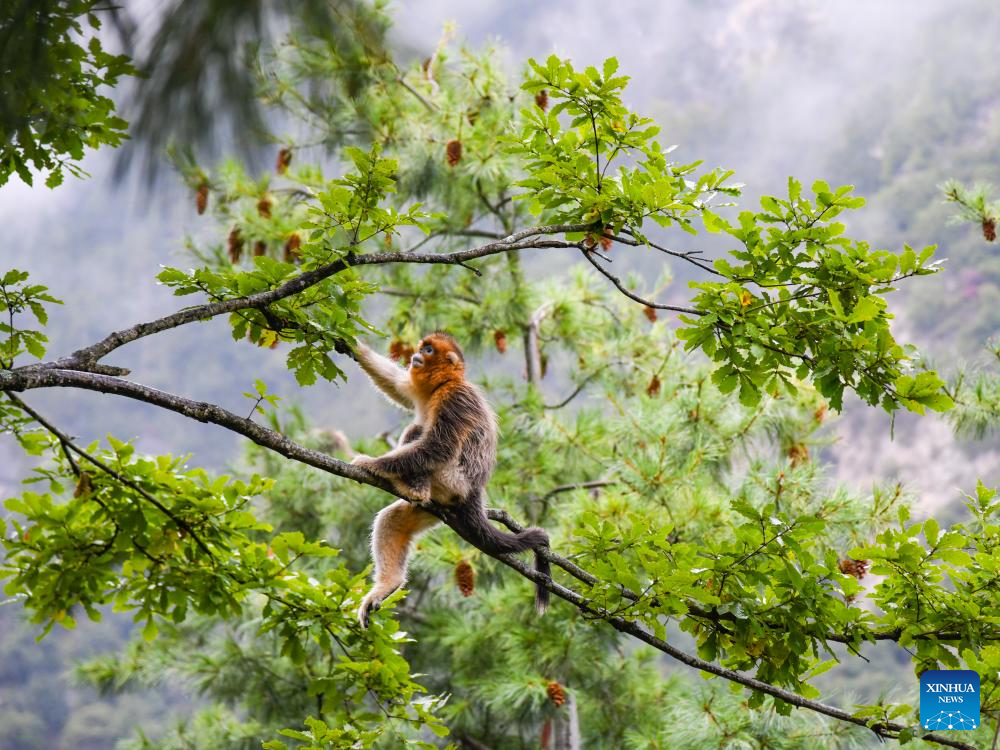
xmin=983 ymin=218 xmax=997 ymax=242
xmin=646 ymin=375 xmax=661 ymax=397
xmin=546 ymin=681 xmax=566 ymax=707
xmin=535 ymin=89 xmax=549 ymax=111
xmin=494 ymin=330 xmax=507 ymax=354
xmin=388 ymin=340 xmax=415 ymax=363
xmin=284 ymin=232 xmax=302 ymax=262
xmin=227 ymin=228 xmax=244 ymax=263
xmin=257 ymin=197 xmax=272 ymax=219
xmin=446 ymin=139 xmax=462 ymax=167
xmin=276 ymin=148 xmax=292 ymax=175
xmin=73 ymin=472 xmax=94 ymax=498
xmin=644 ymin=306 xmax=658 ymax=322
xmin=838 ymin=558 xmax=870 ymax=580
xmin=787 ymin=443 xmax=809 ymax=467
xmin=253 ymin=240 xmax=267 ymax=257
xmin=599 ymin=229 xmax=613 ymax=251
xmin=195 ymin=183 xmax=209 ymax=215
xmin=454 ymin=560 xmax=475 ymax=597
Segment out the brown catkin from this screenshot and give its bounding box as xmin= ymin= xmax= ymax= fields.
xmin=494 ymin=330 xmax=507 ymax=354
xmin=227 ymin=228 xmax=244 ymax=263
xmin=983 ymin=218 xmax=997 ymax=242
xmin=276 ymin=148 xmax=292 ymax=175
xmin=284 ymin=233 xmax=302 ymax=262
xmin=454 ymin=560 xmax=475 ymax=597
xmin=446 ymin=139 xmax=463 ymax=167
xmin=535 ymin=89 xmax=549 ymax=111
xmin=257 ymin=197 xmax=272 ymax=219
xmin=546 ymin=681 xmax=566 ymax=707
xmin=195 ymin=183 xmax=209 ymax=215
xmin=253 ymin=241 xmax=267 ymax=257
xmin=643 ymin=306 xmax=658 ymax=322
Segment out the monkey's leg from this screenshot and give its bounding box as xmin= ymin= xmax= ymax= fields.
xmin=358 ymin=499 xmax=439 ymax=628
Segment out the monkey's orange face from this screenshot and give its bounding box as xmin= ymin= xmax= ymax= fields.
xmin=409 ymin=333 xmax=464 ymax=390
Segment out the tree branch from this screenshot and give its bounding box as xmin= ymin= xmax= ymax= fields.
xmin=580 ymin=249 xmax=703 ymax=316
xmin=0 ymin=368 xmax=977 ymax=749
xmin=40 ymin=224 xmax=595 ymax=372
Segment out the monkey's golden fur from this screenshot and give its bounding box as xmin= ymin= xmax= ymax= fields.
xmin=351 ymin=333 xmax=549 ymax=627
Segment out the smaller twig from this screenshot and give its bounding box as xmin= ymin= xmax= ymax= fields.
xmin=580 ymin=249 xmax=703 ymax=316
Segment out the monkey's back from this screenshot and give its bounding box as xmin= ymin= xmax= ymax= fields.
xmin=428 ymin=380 xmax=497 ymax=503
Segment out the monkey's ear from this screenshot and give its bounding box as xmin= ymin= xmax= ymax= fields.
xmin=446 ymin=351 xmax=461 ymax=366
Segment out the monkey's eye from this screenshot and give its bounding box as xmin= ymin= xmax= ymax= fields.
xmin=421 ymin=344 xmax=433 ymax=355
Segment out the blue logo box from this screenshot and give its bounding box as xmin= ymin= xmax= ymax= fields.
xmin=920 ymin=669 xmax=980 ymax=731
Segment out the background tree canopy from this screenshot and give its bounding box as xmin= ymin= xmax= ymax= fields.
xmin=1 ymin=1 xmax=999 ymax=749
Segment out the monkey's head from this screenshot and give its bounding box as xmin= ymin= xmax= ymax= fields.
xmin=409 ymin=332 xmax=465 ymax=394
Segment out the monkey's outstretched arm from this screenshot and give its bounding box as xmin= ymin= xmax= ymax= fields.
xmin=355 ymin=344 xmax=415 ymax=410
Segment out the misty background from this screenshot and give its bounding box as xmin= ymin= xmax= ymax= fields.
xmin=0 ymin=0 xmax=998 ymax=747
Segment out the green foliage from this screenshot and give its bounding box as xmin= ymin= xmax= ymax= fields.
xmin=510 ymin=55 xmax=739 ymax=231
xmin=942 ymin=180 xmax=1000 ymax=240
xmin=946 ymin=342 xmax=1000 ymax=439
xmin=0 ymin=1 xmax=134 ymax=187
xmin=0 ymin=420 xmax=447 ymax=747
xmin=0 ymin=269 xmax=62 ymax=367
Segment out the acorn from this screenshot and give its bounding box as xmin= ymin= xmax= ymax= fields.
xmin=494 ymin=330 xmax=508 ymax=354
xmin=535 ymin=89 xmax=549 ymax=111
xmin=446 ymin=139 xmax=463 ymax=167
xmin=454 ymin=560 xmax=475 ymax=597
xmin=195 ymin=183 xmax=209 ymax=215
xmin=983 ymin=218 xmax=997 ymax=242
xmin=284 ymin=233 xmax=302 ymax=262
xmin=276 ymin=148 xmax=292 ymax=175
xmin=546 ymin=681 xmax=566 ymax=707
xmin=227 ymin=228 xmax=244 ymax=263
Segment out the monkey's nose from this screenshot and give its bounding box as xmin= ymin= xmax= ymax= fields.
xmin=410 ymin=353 xmax=424 ymax=367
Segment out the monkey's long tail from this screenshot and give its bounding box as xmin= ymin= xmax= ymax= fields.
xmin=446 ymin=493 xmax=551 ymax=615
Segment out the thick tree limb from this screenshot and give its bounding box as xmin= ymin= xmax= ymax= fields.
xmin=0 ymin=368 xmax=977 ymax=749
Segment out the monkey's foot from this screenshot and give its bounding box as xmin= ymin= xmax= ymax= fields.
xmin=351 ymin=454 xmax=376 ymax=470
xmin=358 ymin=591 xmax=383 ymax=630
xmin=392 ymin=480 xmax=431 ymax=503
